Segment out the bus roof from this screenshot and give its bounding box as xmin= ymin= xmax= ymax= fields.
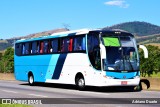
xmin=15 ymin=28 xmax=132 ymax=43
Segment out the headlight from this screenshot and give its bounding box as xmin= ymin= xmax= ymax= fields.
xmin=105 ymin=76 xmax=114 ymax=79
xmin=134 ymin=76 xmax=140 ymax=79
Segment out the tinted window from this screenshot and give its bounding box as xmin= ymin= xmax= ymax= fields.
xmin=40 ymin=41 xmax=44 ymax=53
xmin=44 ymin=40 xmax=49 ymax=53
xmin=73 ymin=36 xmax=86 ymax=51
xmin=15 ymin=43 xmax=22 ymax=56
xmin=87 ymin=34 xmax=101 ymax=70
xmin=31 ymin=41 xmax=38 ymax=54
xmin=51 ymin=39 xmax=58 ymax=53
xmin=22 ymin=42 xmax=30 ymax=55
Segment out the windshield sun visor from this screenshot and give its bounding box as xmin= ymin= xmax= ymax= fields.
xmin=103 ymin=37 xmax=120 ymax=47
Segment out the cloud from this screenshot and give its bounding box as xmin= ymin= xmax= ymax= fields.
xmin=104 ymin=0 xmax=129 ymax=8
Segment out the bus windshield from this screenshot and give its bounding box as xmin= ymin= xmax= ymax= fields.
xmin=102 ymin=36 xmax=139 ymax=71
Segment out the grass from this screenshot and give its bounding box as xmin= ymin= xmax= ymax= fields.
xmin=0 ymin=104 xmax=32 ymax=107
xmin=141 ymin=72 xmax=160 ymax=78
xmin=150 ymin=72 xmax=160 ymax=78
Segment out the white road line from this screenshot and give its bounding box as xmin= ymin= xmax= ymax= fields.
xmin=28 ymin=94 xmax=48 ymax=98
xmin=1 ymin=90 xmax=18 ymax=93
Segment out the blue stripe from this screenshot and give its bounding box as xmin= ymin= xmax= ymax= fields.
xmin=52 ymin=54 xmax=67 ymax=79
xmin=106 ymin=71 xmax=137 ymax=79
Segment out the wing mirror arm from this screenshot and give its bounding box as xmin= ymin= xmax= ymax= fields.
xmin=138 ymin=45 xmax=148 ymax=58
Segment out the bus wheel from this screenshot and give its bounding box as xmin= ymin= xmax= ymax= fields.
xmin=76 ymin=77 xmax=85 ymax=91
xmin=28 ymin=74 xmax=34 ymax=86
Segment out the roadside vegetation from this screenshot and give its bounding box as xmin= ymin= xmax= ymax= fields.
xmin=0 ymin=47 xmax=14 ymax=73
xmin=139 ymin=45 xmax=160 ymax=78
xmin=0 ymin=104 xmax=32 ymax=107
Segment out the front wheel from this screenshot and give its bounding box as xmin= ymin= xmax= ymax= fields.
xmin=28 ymin=74 xmax=34 ymax=86
xmin=76 ymin=77 xmax=85 ymax=90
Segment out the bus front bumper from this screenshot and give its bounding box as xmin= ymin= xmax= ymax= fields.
xmin=96 ymin=76 xmax=140 ymax=87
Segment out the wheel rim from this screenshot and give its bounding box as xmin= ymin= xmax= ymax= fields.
xmin=78 ymin=78 xmax=84 ymax=87
xmin=29 ymin=76 xmax=33 ymax=84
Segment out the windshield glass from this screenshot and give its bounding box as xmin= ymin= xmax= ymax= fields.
xmin=103 ymin=36 xmax=139 ymax=71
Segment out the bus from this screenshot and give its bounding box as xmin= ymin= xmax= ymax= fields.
xmin=14 ymin=29 xmax=148 ymax=90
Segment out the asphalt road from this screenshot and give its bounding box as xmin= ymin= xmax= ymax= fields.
xmin=0 ymin=80 xmax=159 ymax=107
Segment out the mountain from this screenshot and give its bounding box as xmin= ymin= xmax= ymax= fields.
xmin=136 ymin=34 xmax=160 ymax=44
xmin=0 ymin=28 xmax=68 ymax=51
xmin=103 ymin=21 xmax=160 ymax=36
xmin=1 ymin=21 xmax=160 ymax=51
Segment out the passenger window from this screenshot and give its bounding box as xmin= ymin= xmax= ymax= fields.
xmin=68 ymin=38 xmax=73 ymax=52
xmin=87 ymin=35 xmax=99 ymax=53
xmin=44 ymin=40 xmax=49 ymax=53
xmin=59 ymin=37 xmax=74 ymax=52
xmin=63 ymin=38 xmax=70 ymax=52
xmin=73 ymin=36 xmax=86 ymax=51
xmin=26 ymin=43 xmax=30 ymax=55
xmin=60 ymin=38 xmax=64 ymax=52
xmin=37 ymin=42 xmax=40 ymax=53
xmin=31 ymin=41 xmax=37 ymax=54
xmin=15 ymin=43 xmax=22 ymax=56
xmin=51 ymin=39 xmax=58 ymax=53
xmin=40 ymin=41 xmax=44 ymax=53
xmin=22 ymin=43 xmax=25 ymax=55
xmin=22 ymin=43 xmax=30 ymax=55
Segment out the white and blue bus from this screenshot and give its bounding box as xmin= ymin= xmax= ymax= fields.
xmin=14 ymin=29 xmax=147 ymax=90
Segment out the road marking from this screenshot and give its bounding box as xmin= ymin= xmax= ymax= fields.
xmin=1 ymin=90 xmax=18 ymax=93
xmin=28 ymin=94 xmax=48 ymax=98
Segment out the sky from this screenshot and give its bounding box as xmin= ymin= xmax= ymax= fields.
xmin=0 ymin=0 xmax=160 ymax=39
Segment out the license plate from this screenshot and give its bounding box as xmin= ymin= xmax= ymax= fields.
xmin=121 ymin=81 xmax=127 ymax=85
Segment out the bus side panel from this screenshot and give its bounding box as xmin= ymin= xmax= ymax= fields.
xmin=14 ymin=54 xmax=60 ymax=82
xmin=14 ymin=65 xmax=28 ymax=82
xmin=45 ymin=53 xmax=94 ymax=85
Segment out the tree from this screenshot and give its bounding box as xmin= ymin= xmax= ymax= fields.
xmin=139 ymin=45 xmax=160 ymax=77
xmin=0 ymin=53 xmax=2 ymax=60
xmin=0 ymin=47 xmax=14 ymax=73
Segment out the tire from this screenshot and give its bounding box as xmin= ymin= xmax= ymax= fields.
xmin=28 ymin=74 xmax=34 ymax=86
xmin=76 ymin=77 xmax=85 ymax=91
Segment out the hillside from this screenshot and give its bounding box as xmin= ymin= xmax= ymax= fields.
xmin=104 ymin=21 xmax=160 ymax=36
xmin=1 ymin=21 xmax=160 ymax=51
xmin=136 ymin=34 xmax=160 ymax=44
xmin=0 ymin=28 xmax=68 ymax=51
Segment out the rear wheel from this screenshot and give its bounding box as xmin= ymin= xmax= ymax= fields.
xmin=76 ymin=77 xmax=85 ymax=90
xmin=28 ymin=74 xmax=34 ymax=86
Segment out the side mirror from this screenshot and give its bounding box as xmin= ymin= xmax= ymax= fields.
xmin=138 ymin=45 xmax=148 ymax=58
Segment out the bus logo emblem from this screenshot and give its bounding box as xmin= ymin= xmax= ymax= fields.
xmin=123 ymin=76 xmax=126 ymax=79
